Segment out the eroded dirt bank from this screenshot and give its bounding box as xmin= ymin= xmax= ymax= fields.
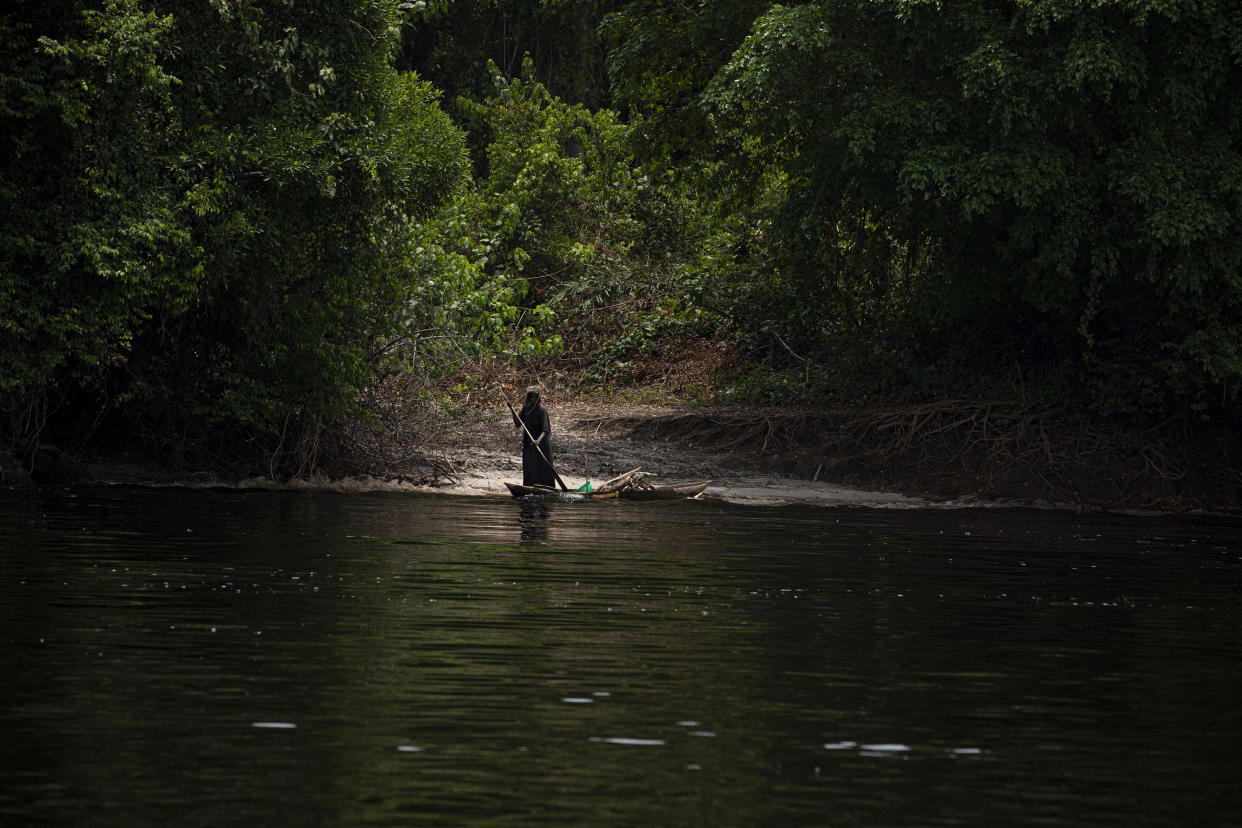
xmin=430 ymin=400 xmax=1241 ymax=514
xmin=24 ymin=401 xmax=918 ymax=509
xmin=15 ymin=399 xmax=1240 ymax=514
xmin=431 ymin=402 xmax=925 ymax=508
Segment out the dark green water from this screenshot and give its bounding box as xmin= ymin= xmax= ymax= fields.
xmin=2 ymin=488 xmax=1240 ymax=827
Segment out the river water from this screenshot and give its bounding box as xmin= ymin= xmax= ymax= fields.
xmin=2 ymin=488 xmax=1240 ymax=826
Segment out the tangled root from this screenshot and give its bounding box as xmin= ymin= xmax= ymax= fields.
xmin=318 ymin=376 xmax=459 ymax=484
xmin=577 ymin=401 xmax=1241 ymax=509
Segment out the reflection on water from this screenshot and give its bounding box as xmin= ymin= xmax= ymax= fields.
xmin=517 ymin=501 xmax=549 ymax=543
xmin=1 ymin=488 xmax=1241 ymax=826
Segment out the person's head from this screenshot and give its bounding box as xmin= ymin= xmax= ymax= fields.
xmin=525 ymin=385 xmax=542 ymax=405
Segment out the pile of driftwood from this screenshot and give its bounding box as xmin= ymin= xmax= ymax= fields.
xmin=592 ymin=467 xmax=658 ymax=494
xmin=578 ymin=467 xmax=711 ymax=501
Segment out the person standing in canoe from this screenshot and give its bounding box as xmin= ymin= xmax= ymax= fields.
xmin=513 ymin=385 xmax=556 ymax=487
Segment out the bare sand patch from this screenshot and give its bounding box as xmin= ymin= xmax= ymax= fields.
xmin=428 ymin=401 xmax=924 ymax=508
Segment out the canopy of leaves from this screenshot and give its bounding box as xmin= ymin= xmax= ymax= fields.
xmin=455 ymin=58 xmax=714 ymax=376
xmin=610 ymin=0 xmax=1242 ymax=419
xmin=1 ymin=0 xmax=467 ymax=468
xmin=5 ymin=0 xmax=1241 ymax=477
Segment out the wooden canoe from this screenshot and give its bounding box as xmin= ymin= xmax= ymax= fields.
xmin=504 ymin=482 xmax=615 ymax=500
xmin=617 ymin=481 xmax=711 ymax=501
xmin=503 ymin=481 xmax=709 ymax=501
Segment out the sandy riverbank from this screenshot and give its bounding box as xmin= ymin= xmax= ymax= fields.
xmin=63 ymin=401 xmax=929 ymax=509
xmin=418 ymin=401 xmax=931 ymax=509
xmin=43 ymin=398 xmax=1232 ymax=514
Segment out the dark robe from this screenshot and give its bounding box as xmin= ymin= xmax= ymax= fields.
xmin=518 ymin=401 xmax=556 ymax=487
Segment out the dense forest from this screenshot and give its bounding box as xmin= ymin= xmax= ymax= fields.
xmin=2 ymin=0 xmax=1240 ymax=495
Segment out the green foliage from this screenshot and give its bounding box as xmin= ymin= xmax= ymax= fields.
xmin=601 ymin=0 xmax=772 ymax=162
xmin=1 ymin=0 xmax=467 ymax=470
xmin=8 ymin=0 xmax=1240 ymax=477
xmin=610 ymin=0 xmax=1242 ymax=419
xmin=409 ymin=56 xmax=715 ymax=383
xmin=381 ymin=197 xmax=565 ymax=374
xmin=401 ymin=0 xmax=615 ymax=115
xmin=0 ymin=2 xmax=188 ymax=402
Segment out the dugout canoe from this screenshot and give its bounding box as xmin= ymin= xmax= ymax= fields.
xmin=504 ymin=482 xmax=614 ymax=501
xmin=504 ymin=481 xmax=710 ymax=501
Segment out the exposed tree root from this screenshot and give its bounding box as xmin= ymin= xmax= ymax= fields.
xmin=576 ymin=402 xmax=1242 ymax=512
xmin=317 ymin=375 xmax=460 ymax=485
